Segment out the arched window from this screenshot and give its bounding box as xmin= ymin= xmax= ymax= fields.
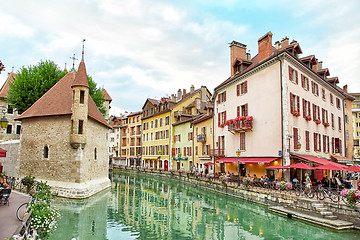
xmin=43 ymin=146 xmax=49 ymax=159
xmin=94 ymin=147 xmax=97 ymax=160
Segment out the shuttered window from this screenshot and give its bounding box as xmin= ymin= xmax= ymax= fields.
xmin=305 ymin=131 xmax=310 ymax=151
xmin=240 ymin=132 xmax=245 ymax=151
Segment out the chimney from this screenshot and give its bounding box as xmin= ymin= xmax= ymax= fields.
xmin=246 ymin=51 xmax=251 ymax=60
xmin=258 ymin=32 xmax=273 ymax=62
xmin=281 ymin=37 xmax=289 ymax=48
xmin=190 ymin=85 xmax=195 ymax=93
xmin=200 ymin=86 xmax=207 ymax=102
xmin=177 ymin=89 xmax=182 ymax=100
xmin=229 ymin=40 xmax=247 ymax=75
xmin=274 ymin=41 xmax=281 ymax=49
xmin=318 ymin=61 xmax=323 ymax=70
xmin=171 ymin=94 xmax=176 ymax=102
xmin=183 ymin=89 xmax=186 ymax=97
xmin=290 ymin=39 xmax=297 ymax=45
xmin=343 ymin=84 xmax=348 ymax=93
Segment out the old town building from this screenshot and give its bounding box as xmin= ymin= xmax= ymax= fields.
xmin=16 ymin=60 xmax=111 ymax=198
xmin=213 ymin=32 xmax=349 ymax=180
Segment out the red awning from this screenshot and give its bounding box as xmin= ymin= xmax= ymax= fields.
xmin=286 ymin=162 xmax=317 ymax=170
xmin=203 ymin=162 xmax=215 ymax=165
xmin=293 ymin=155 xmax=346 ymax=168
xmin=266 ymin=165 xmax=289 ymax=169
xmin=217 ymin=157 xmax=279 ymax=165
xmin=0 ymin=148 xmax=6 ymax=158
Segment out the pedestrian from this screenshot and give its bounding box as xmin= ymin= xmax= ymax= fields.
xmin=305 ymin=173 xmax=311 ymax=189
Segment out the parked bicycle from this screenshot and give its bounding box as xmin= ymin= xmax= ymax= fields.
xmin=294 ymin=185 xmax=315 ymax=198
xmin=16 ymin=193 xmax=34 ymax=221
xmin=316 ymin=186 xmax=340 ymax=202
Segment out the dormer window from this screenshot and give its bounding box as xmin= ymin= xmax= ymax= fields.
xmin=234 ymin=64 xmax=241 ymax=74
xmin=80 ymin=90 xmax=85 ymax=104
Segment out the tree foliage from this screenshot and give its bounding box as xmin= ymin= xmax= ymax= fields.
xmin=7 ymin=60 xmax=106 ymax=115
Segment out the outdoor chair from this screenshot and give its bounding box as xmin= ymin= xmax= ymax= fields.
xmin=0 ymin=188 xmax=11 ymax=206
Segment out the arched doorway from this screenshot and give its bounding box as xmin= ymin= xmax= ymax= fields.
xmin=164 ymin=160 xmax=169 ymax=171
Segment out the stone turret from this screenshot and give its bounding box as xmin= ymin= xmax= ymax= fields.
xmin=70 ymin=61 xmax=89 ymax=149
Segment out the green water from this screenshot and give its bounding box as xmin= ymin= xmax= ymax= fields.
xmin=50 ymin=173 xmax=359 ymax=239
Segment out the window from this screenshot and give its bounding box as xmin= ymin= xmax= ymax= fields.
xmin=6 ymin=124 xmax=12 ymax=134
xmin=195 ymin=146 xmax=198 ymax=156
xmin=7 ymin=105 xmax=13 ymax=114
xmin=174 ymin=134 xmax=181 ymax=142
xmin=302 ymin=99 xmax=311 ymax=118
xmin=334 ymin=138 xmax=342 ymax=154
xmin=322 ymin=108 xmax=328 ymax=125
xmin=80 ymin=90 xmax=85 ymax=104
xmin=312 ymin=104 xmax=320 ymax=122
xmin=345 ymin=115 xmax=349 ymax=124
xmin=218 ymin=91 xmax=226 ymax=104
xmin=323 ymin=135 xmax=329 ymax=153
xmin=188 ymin=132 xmax=193 ymax=141
xmin=160 ymin=118 xmax=163 ymax=127
xmin=165 ymin=116 xmax=169 ymax=125
xmin=137 ymin=116 xmax=139 ymax=122
xmin=288 ymin=66 xmax=298 ymax=84
xmin=155 ymin=119 xmax=158 ymax=128
xmin=357 ymin=122 xmax=360 ymax=128
xmin=331 ymin=113 xmax=334 ymax=128
xmin=42 ymin=146 xmax=49 ymax=159
xmin=236 ymin=81 xmax=248 ymax=96
xmin=313 ymin=133 xmax=321 ymax=152
xmin=305 ymin=131 xmax=310 ymax=151
xmin=301 ymin=75 xmax=309 ymax=90
xmin=336 ymin=98 xmax=341 ymax=109
xmin=240 ymin=132 xmax=245 ymax=151
xmin=94 ymin=148 xmax=97 ymax=160
xmin=338 ymin=117 xmax=342 ymax=131
xmin=110 ymin=138 xmax=114 ymax=142
xmin=151 ymin=121 xmax=153 ymax=128
xmin=16 ymin=125 xmax=21 ymax=134
xmin=290 ymin=93 xmax=300 ymax=114
xmin=311 ymin=81 xmax=319 ymax=96
xmin=330 ymin=94 xmax=334 ymax=105
xmin=218 ymin=111 xmax=227 ymax=127
xmin=321 ymin=89 xmax=326 ymax=101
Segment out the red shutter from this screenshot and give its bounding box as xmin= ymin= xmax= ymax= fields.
xmin=295 ymin=70 xmax=298 ymax=84
xmin=173 ymin=135 xmax=176 ymax=142
xmin=172 ymin=148 xmax=175 ymax=156
xmin=332 ymin=137 xmax=335 ymax=153
xmin=240 ymin=132 xmax=245 ymax=150
xmin=290 ymin=93 xmax=294 ymax=112
xmin=293 ymin=128 xmax=298 ymax=149
xmin=224 ymin=111 xmax=227 ymax=122
xmin=218 ymin=136 xmax=220 ymax=149
xmin=307 ymin=102 xmax=311 ymax=116
xmin=236 ymin=84 xmax=239 ymax=96
xmin=327 ymin=136 xmax=329 ymax=153
xmin=316 ymin=86 xmax=319 ymax=96
xmin=244 ymin=104 xmax=248 ymax=116
xmin=218 ymin=113 xmax=220 ymax=127
xmin=306 ymin=131 xmax=310 ymax=151
xmin=297 ymin=96 xmax=300 ymax=111
xmin=179 ymin=134 xmax=181 ymax=141
xmin=339 ymin=139 xmax=342 ymax=154
xmin=301 ymin=74 xmax=304 ymax=88
xmin=314 ymin=133 xmax=317 ymax=151
xmin=302 ymin=99 xmax=306 ymax=117
xmin=322 ymin=108 xmax=325 ymax=123
xmin=312 ymin=104 xmax=316 ymax=121
xmin=184 ymin=147 xmax=186 ymax=156
xmin=237 ymin=106 xmax=240 ymax=117
xmin=244 ymin=81 xmax=247 ymax=93
xmin=289 ymin=66 xmax=292 ymax=80
xmin=307 ymin=79 xmax=309 ymax=90
xmin=224 ymin=91 xmax=226 ymax=102
xmin=189 ymin=147 xmax=192 ymax=156
xmin=323 ymin=135 xmax=326 ymax=152
xmin=319 ymin=134 xmax=321 ymax=152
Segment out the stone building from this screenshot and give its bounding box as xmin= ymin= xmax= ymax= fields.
xmin=16 ymin=60 xmax=111 ymax=198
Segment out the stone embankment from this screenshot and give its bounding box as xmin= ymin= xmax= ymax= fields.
xmin=114 ymin=167 xmax=360 ymax=231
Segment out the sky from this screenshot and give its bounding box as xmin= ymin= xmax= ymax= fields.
xmin=1 ymin=0 xmax=359 ymax=116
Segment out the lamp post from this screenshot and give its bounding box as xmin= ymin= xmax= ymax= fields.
xmin=236 ymin=149 xmax=241 ymax=186
xmin=0 ymin=108 xmax=8 ymax=129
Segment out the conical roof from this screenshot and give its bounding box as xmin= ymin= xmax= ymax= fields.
xmin=71 ymin=61 xmax=89 ymax=88
xmin=0 ymin=72 xmax=17 ymax=98
xmin=17 ymin=63 xmax=110 ymax=128
xmin=101 ymin=88 xmax=112 ymax=102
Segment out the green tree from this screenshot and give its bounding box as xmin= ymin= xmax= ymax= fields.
xmin=7 ymin=60 xmax=105 ymax=115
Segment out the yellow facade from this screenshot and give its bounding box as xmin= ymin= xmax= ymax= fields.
xmin=142 ymin=110 xmax=171 ymax=170
xmin=351 ymin=93 xmax=360 ymax=162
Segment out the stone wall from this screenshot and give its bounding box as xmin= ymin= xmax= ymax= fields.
xmin=0 ymin=140 xmax=20 ymax=177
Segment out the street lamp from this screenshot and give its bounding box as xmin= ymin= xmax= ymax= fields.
xmin=0 ymin=108 xmax=8 ymax=129
xmin=236 ymin=149 xmax=241 ymax=186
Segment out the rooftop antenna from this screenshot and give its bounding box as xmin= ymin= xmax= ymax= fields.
xmin=69 ymin=54 xmax=78 ymax=71
xmin=81 ymin=39 xmax=86 ymax=62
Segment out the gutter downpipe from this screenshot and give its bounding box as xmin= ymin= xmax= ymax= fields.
xmin=279 ymin=54 xmax=290 ymax=182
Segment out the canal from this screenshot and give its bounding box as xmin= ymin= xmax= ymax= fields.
xmin=50 ymin=173 xmax=359 ymax=239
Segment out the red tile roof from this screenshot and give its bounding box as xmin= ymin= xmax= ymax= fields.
xmin=0 ymin=73 xmax=17 ymax=98
xmin=71 ymin=61 xmax=89 ymax=88
xmin=101 ymin=88 xmax=112 ymax=102
xmin=17 ymin=64 xmax=110 ymax=128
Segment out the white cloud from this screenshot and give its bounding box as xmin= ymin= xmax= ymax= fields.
xmin=0 ymin=13 xmax=34 ymax=37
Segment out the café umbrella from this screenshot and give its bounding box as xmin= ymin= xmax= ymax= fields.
xmin=345 ymin=166 xmax=360 ymax=172
xmin=315 ymin=164 xmax=347 ymax=189
xmin=285 ymin=163 xmax=317 ymax=185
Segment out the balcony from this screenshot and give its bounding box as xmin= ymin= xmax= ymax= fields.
xmin=197 ymin=134 xmax=206 ymax=143
xmin=228 ymin=120 xmax=253 ymax=133
xmin=209 ymin=149 xmax=225 ymax=157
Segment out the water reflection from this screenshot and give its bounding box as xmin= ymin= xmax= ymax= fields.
xmin=51 ymin=173 xmax=359 ymax=240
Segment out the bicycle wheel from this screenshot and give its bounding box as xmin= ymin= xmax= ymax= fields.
xmin=329 ymin=190 xmax=340 ymax=203
xmin=16 ymin=203 xmax=29 ymax=221
xmin=317 ymin=189 xmax=325 ymax=200
xmin=295 ymin=187 xmax=301 ymax=196
xmin=306 ymin=188 xmax=315 ymax=198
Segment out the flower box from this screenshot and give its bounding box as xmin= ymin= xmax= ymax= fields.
xmin=292 ymin=110 xmax=300 ymax=117
xmin=323 ymin=122 xmax=329 ymax=127
xmin=315 ymin=119 xmax=321 ymax=124
xmin=305 ymin=115 xmax=312 ymax=121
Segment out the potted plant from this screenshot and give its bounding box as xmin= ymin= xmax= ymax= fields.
xmin=315 ymin=119 xmax=321 ymax=124
xmin=242 ymin=176 xmax=253 ymax=189
xmin=305 ymin=115 xmax=312 ymax=121
xmin=292 ymin=110 xmax=300 ymax=117
xmin=22 ymin=175 xmax=35 ymax=193
xmin=323 ymin=122 xmax=329 ymax=127
xmin=340 ymin=189 xmax=360 ymax=207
